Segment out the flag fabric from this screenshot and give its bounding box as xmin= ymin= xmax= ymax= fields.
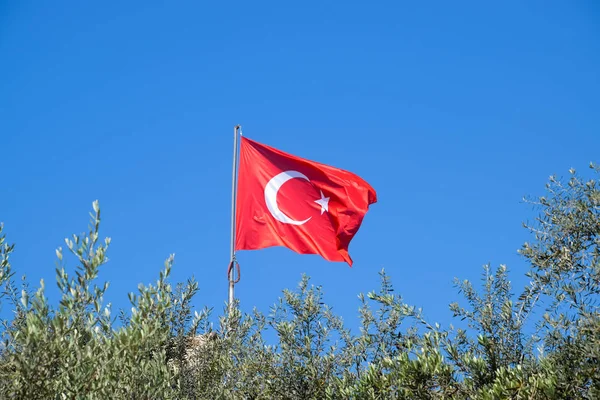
xmin=235 ymin=136 xmax=377 ymax=266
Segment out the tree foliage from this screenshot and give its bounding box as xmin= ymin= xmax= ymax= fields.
xmin=0 ymin=165 xmax=598 ymax=399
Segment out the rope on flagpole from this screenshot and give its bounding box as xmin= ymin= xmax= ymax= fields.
xmin=227 ymin=258 xmax=241 ymax=284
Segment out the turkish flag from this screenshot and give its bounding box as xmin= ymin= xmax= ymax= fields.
xmin=235 ymin=136 xmax=377 ymax=266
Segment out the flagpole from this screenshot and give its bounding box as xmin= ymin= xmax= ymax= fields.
xmin=229 ymin=124 xmax=241 ymax=311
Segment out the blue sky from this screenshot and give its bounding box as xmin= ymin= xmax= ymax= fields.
xmin=1 ymin=1 xmax=599 ymax=332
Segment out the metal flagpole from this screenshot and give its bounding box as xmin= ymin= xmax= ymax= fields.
xmin=229 ymin=125 xmax=241 ymax=311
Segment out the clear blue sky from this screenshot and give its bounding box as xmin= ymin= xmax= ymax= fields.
xmin=1 ymin=1 xmax=599 ymax=332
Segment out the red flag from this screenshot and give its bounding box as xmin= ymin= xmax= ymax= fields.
xmin=235 ymin=136 xmax=376 ymax=266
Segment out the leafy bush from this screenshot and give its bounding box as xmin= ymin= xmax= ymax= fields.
xmin=0 ymin=165 xmax=598 ymax=399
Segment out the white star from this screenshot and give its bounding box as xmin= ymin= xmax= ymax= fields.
xmin=314 ymin=190 xmax=330 ymax=215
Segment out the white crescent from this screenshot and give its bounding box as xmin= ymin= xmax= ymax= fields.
xmin=264 ymin=170 xmax=312 ymax=225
